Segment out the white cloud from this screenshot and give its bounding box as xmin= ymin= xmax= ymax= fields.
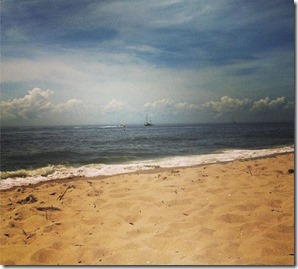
xmin=1 ymin=88 xmax=85 ymax=123
xmin=199 ymin=95 xmax=294 ymax=122
xmin=54 ymin=99 xmax=84 ymax=113
xmin=251 ymin=97 xmax=287 ymax=112
xmin=175 ymin=101 xmax=200 ymax=111
xmin=102 ymin=99 xmax=131 ymax=114
xmin=202 ymin=96 xmax=251 ymax=115
xmin=144 ymin=95 xmax=294 ymax=119
xmin=144 ymin=98 xmax=175 ymax=109
xmin=1 ymin=88 xmax=54 ymax=120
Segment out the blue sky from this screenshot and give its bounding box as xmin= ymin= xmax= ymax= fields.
xmin=1 ymin=0 xmax=295 ymax=125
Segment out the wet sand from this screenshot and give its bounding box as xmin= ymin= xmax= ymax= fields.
xmin=0 ymin=153 xmax=294 ymax=265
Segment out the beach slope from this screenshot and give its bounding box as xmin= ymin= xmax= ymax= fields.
xmin=0 ymin=153 xmax=294 ymax=265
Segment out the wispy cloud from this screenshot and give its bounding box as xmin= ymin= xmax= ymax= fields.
xmin=1 ymin=0 xmax=293 ymax=67
xmin=0 ymin=0 xmax=294 ymax=125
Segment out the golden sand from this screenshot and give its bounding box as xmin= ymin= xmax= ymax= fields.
xmin=0 ymin=153 xmax=294 ymax=265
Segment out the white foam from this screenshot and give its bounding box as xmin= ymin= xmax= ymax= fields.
xmin=0 ymin=145 xmax=294 ymax=190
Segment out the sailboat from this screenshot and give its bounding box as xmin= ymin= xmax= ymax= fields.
xmin=144 ymin=114 xmax=153 ymax=126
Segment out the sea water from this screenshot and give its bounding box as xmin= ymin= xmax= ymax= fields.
xmin=0 ymin=123 xmax=294 ymax=189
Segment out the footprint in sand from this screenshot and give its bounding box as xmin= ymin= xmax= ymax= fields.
xmin=221 ymin=213 xmax=246 ymax=223
xmin=31 ymin=248 xmax=57 ymax=263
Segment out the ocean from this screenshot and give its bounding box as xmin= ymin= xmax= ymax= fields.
xmin=0 ymin=122 xmax=294 ymax=189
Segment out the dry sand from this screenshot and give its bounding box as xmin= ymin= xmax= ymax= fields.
xmin=0 ymin=153 xmax=294 ymax=265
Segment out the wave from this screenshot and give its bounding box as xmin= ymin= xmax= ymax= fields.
xmin=0 ymin=145 xmax=294 ymax=190
xmin=98 ymin=125 xmax=120 ymax=128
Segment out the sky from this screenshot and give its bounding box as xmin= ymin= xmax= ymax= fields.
xmin=0 ymin=0 xmax=295 ymax=126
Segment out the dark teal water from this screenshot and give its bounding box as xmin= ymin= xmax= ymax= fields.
xmin=1 ymin=122 xmax=294 ymax=172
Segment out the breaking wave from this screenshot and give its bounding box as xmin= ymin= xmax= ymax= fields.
xmin=0 ymin=145 xmax=294 ymax=190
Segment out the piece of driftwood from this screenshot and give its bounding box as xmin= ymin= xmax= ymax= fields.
xmin=36 ymin=206 xmax=61 ymax=220
xmin=57 ymin=186 xmax=72 ymax=201
xmin=22 ymin=229 xmax=35 ymax=240
xmin=36 ymin=206 xmax=61 ymax=211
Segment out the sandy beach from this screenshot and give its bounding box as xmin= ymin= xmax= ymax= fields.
xmin=0 ymin=153 xmax=294 ymax=265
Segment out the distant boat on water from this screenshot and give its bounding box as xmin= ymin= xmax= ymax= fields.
xmin=232 ymin=115 xmax=238 ymax=125
xmin=144 ymin=114 xmax=153 ymax=126
xmin=119 ymin=123 xmax=126 ymax=128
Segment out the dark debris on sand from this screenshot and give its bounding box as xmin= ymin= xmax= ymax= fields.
xmin=17 ymin=195 xmax=38 ymax=204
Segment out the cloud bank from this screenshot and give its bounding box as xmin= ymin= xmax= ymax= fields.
xmin=202 ymin=96 xmax=251 ymax=115
xmin=1 ymin=88 xmax=84 ymax=125
xmin=1 ymin=88 xmax=294 ymax=125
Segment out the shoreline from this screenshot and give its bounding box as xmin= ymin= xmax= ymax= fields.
xmin=0 ymin=145 xmax=294 ymax=191
xmin=0 ymin=153 xmax=294 ymax=265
